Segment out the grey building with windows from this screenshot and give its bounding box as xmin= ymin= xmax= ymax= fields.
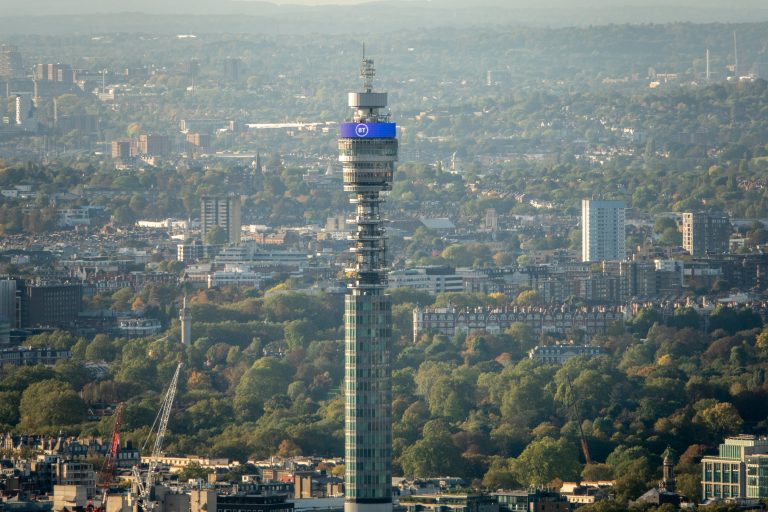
xmin=581 ymin=199 xmax=626 ymax=262
xmin=682 ymin=211 xmax=730 ymax=256
xmin=21 ymin=281 xmax=82 ymax=328
xmin=201 ymin=195 xmax=242 ymax=245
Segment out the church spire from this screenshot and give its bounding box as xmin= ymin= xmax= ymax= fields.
xmin=661 ymin=446 xmax=676 ymax=493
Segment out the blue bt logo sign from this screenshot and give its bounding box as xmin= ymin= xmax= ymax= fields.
xmin=340 ymin=122 xmax=396 ymax=138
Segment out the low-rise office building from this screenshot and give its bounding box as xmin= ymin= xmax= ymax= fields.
xmin=413 ymin=305 xmax=624 ymax=343
xmin=143 ymin=455 xmax=234 ymax=473
xmin=529 ymin=344 xmax=606 ymax=364
xmin=21 ymin=282 xmax=82 ymax=328
xmin=0 ymin=346 xmax=71 ymax=368
xmin=216 ymin=493 xmax=294 ymax=512
xmin=117 ymin=317 xmax=163 ymax=338
xmin=701 ymin=435 xmax=768 ymax=501
xmin=494 ymin=490 xmax=569 ymax=512
xmin=401 ymin=494 xmax=498 ymax=512
xmin=388 ymin=267 xmax=465 ymax=295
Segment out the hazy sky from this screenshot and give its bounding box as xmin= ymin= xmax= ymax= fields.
xmin=3 ymin=0 xmax=767 ymax=9
xmin=1 ymin=0 xmax=767 ymax=33
xmin=260 ymin=0 xmax=766 ymax=5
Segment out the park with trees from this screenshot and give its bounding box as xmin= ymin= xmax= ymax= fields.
xmin=1 ymin=284 xmax=767 ymax=508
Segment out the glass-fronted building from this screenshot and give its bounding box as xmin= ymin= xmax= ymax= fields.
xmin=746 ymin=455 xmax=768 ymax=499
xmin=701 ymin=435 xmax=768 ymax=500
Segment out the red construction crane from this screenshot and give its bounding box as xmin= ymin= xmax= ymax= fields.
xmin=96 ymin=403 xmax=124 ymax=512
xmin=564 ymin=375 xmax=592 ymax=465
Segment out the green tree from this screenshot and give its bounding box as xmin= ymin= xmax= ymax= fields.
xmin=653 ymin=217 xmax=678 ymax=235
xmin=516 ymin=255 xmax=533 ymax=267
xmin=618 ymin=342 xmax=656 ymax=370
xmin=500 ymin=374 xmax=556 ymax=428
xmin=613 ymin=458 xmax=652 ymax=503
xmin=0 ymin=391 xmax=20 ymax=427
xmin=581 ymin=463 xmax=614 ymax=481
xmin=432 ymin=292 xmax=494 ymax=310
xmin=708 ymin=306 xmax=762 ymax=334
xmin=85 ymin=334 xmax=117 ymax=362
xmin=178 ymin=462 xmax=213 ymax=481
xmin=19 ymin=380 xmax=87 ymax=430
xmin=606 ymin=445 xmax=649 ymax=476
xmin=441 ymin=244 xmax=473 ymax=267
xmin=1 ymin=365 xmax=56 ymax=392
xmin=676 ymin=473 xmax=701 ymax=503
xmin=53 ymin=361 xmax=91 ymax=391
xmin=667 ymin=308 xmax=701 ymax=330
xmin=234 ymin=357 xmax=293 ymax=421
xmin=482 ymin=456 xmax=518 ymax=490
xmin=695 ymin=402 xmax=744 ymax=440
xmin=512 ymin=436 xmax=581 ymax=487
xmin=112 ymin=206 xmax=136 ymax=225
xmin=283 ymin=319 xmax=314 ymax=350
xmin=424 ymin=369 xmax=476 ymax=422
xmin=24 ymin=331 xmax=76 ymax=350
xmin=70 ymin=337 xmax=89 ymax=360
xmin=387 ymin=288 xmax=435 ymax=307
xmin=627 ymin=308 xmax=663 ymax=337
xmin=505 ymin=323 xmax=537 ymax=353
xmin=262 ymin=292 xmax=340 ymax=328
xmin=205 ymin=225 xmax=228 ymax=245
xmin=398 ymin=420 xmax=465 ymax=478
xmin=576 ymin=501 xmax=630 ymax=512
xmin=660 ymin=227 xmax=682 ymax=246
xmin=110 ymin=288 xmax=135 ymax=311
xmin=514 ymin=290 xmax=540 ymax=306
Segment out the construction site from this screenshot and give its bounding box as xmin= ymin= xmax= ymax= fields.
xmin=0 ymin=363 xmax=346 ymax=512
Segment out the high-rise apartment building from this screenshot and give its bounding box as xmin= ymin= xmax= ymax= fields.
xmin=15 ymin=93 xmax=35 ymax=130
xmin=184 ymin=59 xmax=200 ymax=80
xmin=0 ymin=44 xmax=23 ymax=79
xmin=682 ymin=211 xmax=730 ymax=256
xmin=35 ymin=63 xmax=73 ymax=83
xmin=0 ymin=279 xmax=20 ymax=330
xmin=201 ymin=195 xmax=241 ymax=245
xmin=223 ymin=57 xmax=241 ymax=82
xmin=138 ymin=134 xmax=171 ymax=158
xmin=111 ymin=140 xmax=132 ymax=160
xmin=581 ymin=199 xmax=626 ymax=262
xmin=339 ymin=55 xmax=397 ymax=512
xmin=485 ymin=208 xmax=498 ymax=231
xmin=186 ymin=133 xmax=211 ymax=151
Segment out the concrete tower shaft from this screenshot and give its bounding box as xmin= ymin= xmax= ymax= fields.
xmin=180 ymin=296 xmax=191 ymax=346
xmin=340 ymin=55 xmax=396 ymax=512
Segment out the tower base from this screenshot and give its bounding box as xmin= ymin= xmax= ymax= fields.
xmin=345 ymin=502 xmax=393 ymax=512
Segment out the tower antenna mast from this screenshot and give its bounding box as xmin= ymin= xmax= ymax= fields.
xmin=361 ymin=44 xmax=375 ymax=92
